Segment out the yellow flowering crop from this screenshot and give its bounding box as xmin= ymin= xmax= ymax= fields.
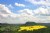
xmin=18 ymin=25 xmax=47 ymax=31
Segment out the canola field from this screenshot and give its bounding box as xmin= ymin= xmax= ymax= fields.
xmin=0 ymin=22 xmax=50 ymax=33
xmin=18 ymin=25 xmax=47 ymax=31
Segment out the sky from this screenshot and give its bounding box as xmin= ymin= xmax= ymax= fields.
xmin=0 ymin=0 xmax=50 ymax=24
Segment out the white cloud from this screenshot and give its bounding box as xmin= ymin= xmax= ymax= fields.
xmin=25 ymin=0 xmax=50 ymax=16
xmin=0 ymin=4 xmax=22 ymax=24
xmin=17 ymin=9 xmax=40 ymax=23
xmin=33 ymin=7 xmax=50 ymax=23
xmin=15 ymin=3 xmax=25 ymax=7
xmin=18 ymin=9 xmax=33 ymax=15
xmin=8 ymin=4 xmax=14 ymax=8
xmin=33 ymin=7 xmax=49 ymax=14
xmin=0 ymin=4 xmax=29 ymax=24
xmin=25 ymin=0 xmax=50 ymax=6
xmin=18 ymin=8 xmax=50 ymax=23
xmin=0 ymin=4 xmax=50 ymax=24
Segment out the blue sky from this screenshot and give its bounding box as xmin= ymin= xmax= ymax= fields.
xmin=0 ymin=0 xmax=41 ymax=13
xmin=0 ymin=0 xmax=50 ymax=24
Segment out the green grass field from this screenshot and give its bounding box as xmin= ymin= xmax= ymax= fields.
xmin=0 ymin=22 xmax=50 ymax=33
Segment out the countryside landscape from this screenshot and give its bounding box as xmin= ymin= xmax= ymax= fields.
xmin=0 ymin=22 xmax=50 ymax=33
xmin=0 ymin=0 xmax=50 ymax=33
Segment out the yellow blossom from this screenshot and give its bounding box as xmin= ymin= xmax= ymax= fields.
xmin=18 ymin=25 xmax=47 ymax=31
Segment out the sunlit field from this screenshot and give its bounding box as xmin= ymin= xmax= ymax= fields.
xmin=0 ymin=22 xmax=50 ymax=33
xmin=18 ymin=25 xmax=47 ymax=31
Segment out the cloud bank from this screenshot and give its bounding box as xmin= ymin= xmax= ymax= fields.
xmin=0 ymin=3 xmax=50 ymax=24
xmin=25 ymin=0 xmax=50 ymax=6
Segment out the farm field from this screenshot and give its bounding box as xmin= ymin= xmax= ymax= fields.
xmin=0 ymin=22 xmax=50 ymax=33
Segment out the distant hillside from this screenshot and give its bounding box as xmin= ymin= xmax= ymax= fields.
xmin=0 ymin=22 xmax=50 ymax=26
xmin=24 ymin=22 xmax=50 ymax=26
xmin=23 ymin=22 xmax=37 ymax=26
xmin=38 ymin=23 xmax=50 ymax=26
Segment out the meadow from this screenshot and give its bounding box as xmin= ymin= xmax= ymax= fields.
xmin=0 ymin=22 xmax=50 ymax=33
